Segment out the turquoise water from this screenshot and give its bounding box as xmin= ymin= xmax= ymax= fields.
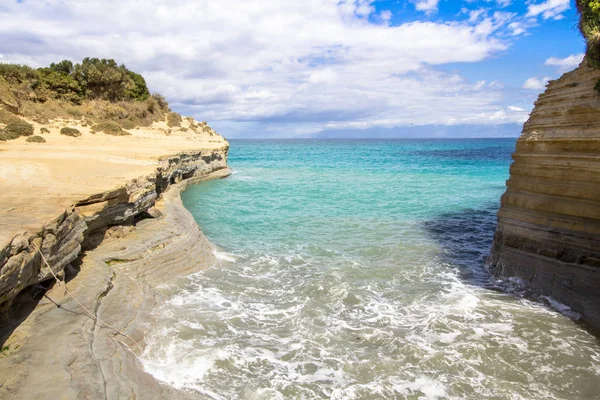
xmin=142 ymin=139 xmax=600 ymax=399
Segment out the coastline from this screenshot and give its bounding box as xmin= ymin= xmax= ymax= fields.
xmin=0 ymin=165 xmax=231 ymax=399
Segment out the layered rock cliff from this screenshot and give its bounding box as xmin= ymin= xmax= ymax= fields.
xmin=488 ymin=59 xmax=600 ymax=331
xmin=0 ymin=123 xmax=230 ymax=398
xmin=0 ymin=148 xmax=228 ymax=313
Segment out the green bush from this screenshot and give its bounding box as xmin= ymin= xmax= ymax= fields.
xmin=73 ymin=58 xmax=150 ymax=102
xmin=90 ymin=121 xmax=131 ymax=136
xmin=60 ymin=127 xmax=81 ymax=137
xmin=0 ymin=58 xmax=151 ymax=103
xmin=26 ymin=135 xmax=46 ymax=143
xmin=0 ymin=59 xmax=176 ymax=128
xmin=4 ymin=120 xmax=34 ymax=138
xmin=577 ymin=0 xmax=600 ymax=68
xmin=0 ymin=64 xmax=39 ymax=85
xmin=40 ymin=127 xmax=50 ymax=134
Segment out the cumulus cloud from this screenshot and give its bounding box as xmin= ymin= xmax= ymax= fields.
xmin=379 ymin=10 xmax=393 ymax=23
xmin=526 ymin=0 xmax=570 ymax=20
xmin=507 ymin=105 xmax=525 ymax=111
xmin=0 ymin=0 xmax=542 ymax=136
xmin=522 ymin=77 xmax=551 ymax=90
xmin=545 ymin=53 xmax=585 ymax=72
xmin=414 ymin=0 xmax=440 ymax=14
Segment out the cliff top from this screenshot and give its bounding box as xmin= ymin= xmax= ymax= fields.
xmin=0 ymin=117 xmax=228 ymax=247
xmin=0 ymin=58 xmax=229 ymax=246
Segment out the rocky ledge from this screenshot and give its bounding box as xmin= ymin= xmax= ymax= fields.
xmin=0 ymin=166 xmax=230 ymax=399
xmin=0 ymin=121 xmax=230 ymax=398
xmin=488 ymin=59 xmax=600 ymax=331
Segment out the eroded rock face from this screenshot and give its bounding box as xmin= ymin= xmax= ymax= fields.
xmin=488 ymin=60 xmax=600 ymax=331
xmin=0 ymin=147 xmax=229 ymax=312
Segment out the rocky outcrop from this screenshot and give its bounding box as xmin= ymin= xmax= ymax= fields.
xmin=0 ymin=147 xmax=228 ymax=314
xmin=488 ymin=59 xmax=600 ymax=331
xmin=0 ymin=166 xmax=231 ymax=399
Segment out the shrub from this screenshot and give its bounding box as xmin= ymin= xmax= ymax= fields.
xmin=0 ymin=108 xmax=18 ymax=124
xmin=0 ymin=63 xmax=39 ymax=85
xmin=1 ymin=58 xmax=151 ymax=103
xmin=4 ymin=120 xmax=34 ymax=138
xmin=66 ymin=107 xmax=84 ymax=118
xmin=167 ymin=112 xmax=182 ymax=127
xmin=577 ymin=0 xmax=600 ymax=68
xmin=60 ymin=127 xmax=81 ymax=137
xmin=40 ymin=127 xmax=50 ymax=134
xmin=151 ymin=93 xmax=169 ymax=110
xmin=26 ymin=135 xmax=46 ymax=143
xmin=73 ymin=58 xmax=150 ymax=102
xmin=91 ymin=121 xmax=131 ymax=136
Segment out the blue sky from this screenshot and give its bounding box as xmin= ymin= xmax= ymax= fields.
xmin=0 ymin=0 xmax=585 ymax=138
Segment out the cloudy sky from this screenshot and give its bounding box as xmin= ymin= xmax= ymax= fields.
xmin=0 ymin=0 xmax=585 ymax=138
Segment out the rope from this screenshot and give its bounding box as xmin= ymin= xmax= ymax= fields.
xmin=31 ymin=241 xmax=143 ymax=355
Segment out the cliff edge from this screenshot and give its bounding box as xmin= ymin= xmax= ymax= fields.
xmin=0 ymin=118 xmax=230 ymax=399
xmin=488 ymin=59 xmax=600 ymax=331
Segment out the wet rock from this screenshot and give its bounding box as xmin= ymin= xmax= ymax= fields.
xmin=489 ymin=57 xmax=600 ymax=331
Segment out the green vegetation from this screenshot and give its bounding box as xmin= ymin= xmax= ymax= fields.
xmin=0 ymin=58 xmax=176 ymax=131
xmin=60 ymin=127 xmax=81 ymax=137
xmin=2 ymin=120 xmax=34 ymax=140
xmin=26 ymin=135 xmax=46 ymax=143
xmin=577 ymin=0 xmax=600 ymax=68
xmin=90 ymin=121 xmax=131 ymax=136
xmin=0 ymin=58 xmax=218 ymax=137
xmin=0 ymin=58 xmax=150 ymax=104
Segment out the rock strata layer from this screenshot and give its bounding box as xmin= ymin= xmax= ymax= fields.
xmin=488 ymin=60 xmax=600 ymax=331
xmin=0 ymin=166 xmax=231 ymax=399
xmin=0 ymin=148 xmax=228 ymax=310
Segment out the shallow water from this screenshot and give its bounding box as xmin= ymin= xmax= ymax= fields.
xmin=141 ymin=139 xmax=600 ymax=399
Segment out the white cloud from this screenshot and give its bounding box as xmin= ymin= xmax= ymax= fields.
xmin=522 ymin=77 xmax=551 ymax=90
xmin=0 ymin=0 xmax=533 ymax=137
xmin=414 ymin=0 xmax=440 ymax=14
xmin=545 ymin=53 xmax=584 ymax=72
xmin=379 ymin=10 xmax=393 ymax=23
xmin=508 ymin=105 xmax=525 ymax=111
xmin=497 ymin=0 xmax=513 ymax=7
xmin=526 ymin=0 xmax=570 ymax=20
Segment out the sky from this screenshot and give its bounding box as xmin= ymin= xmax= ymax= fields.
xmin=0 ymin=0 xmax=586 ymax=138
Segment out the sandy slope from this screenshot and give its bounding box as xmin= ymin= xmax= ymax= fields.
xmin=0 ymin=117 xmax=231 ymax=399
xmin=0 ymin=118 xmax=227 ymax=246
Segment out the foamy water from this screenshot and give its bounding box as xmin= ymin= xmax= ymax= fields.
xmin=141 ymin=139 xmax=600 ymax=399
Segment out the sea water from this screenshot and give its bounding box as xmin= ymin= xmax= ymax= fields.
xmin=141 ymin=139 xmax=600 ymax=399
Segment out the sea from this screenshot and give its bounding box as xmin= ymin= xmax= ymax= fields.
xmin=140 ymin=139 xmax=600 ymax=399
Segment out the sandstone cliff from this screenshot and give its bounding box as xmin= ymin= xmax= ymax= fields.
xmin=488 ymin=59 xmax=600 ymax=331
xmin=0 ymin=121 xmax=229 ymax=314
xmin=0 ymin=120 xmax=230 ymax=398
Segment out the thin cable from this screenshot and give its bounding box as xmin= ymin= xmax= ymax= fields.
xmin=32 ymin=241 xmax=142 ymax=354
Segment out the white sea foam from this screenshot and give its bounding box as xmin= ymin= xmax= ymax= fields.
xmin=211 ymin=248 xmax=238 ymax=263
xmin=140 ymin=247 xmax=600 ymax=399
